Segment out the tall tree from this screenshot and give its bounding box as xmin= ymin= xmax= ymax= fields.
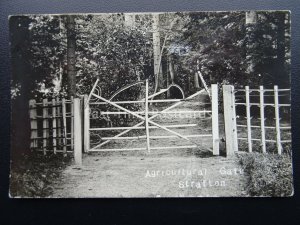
xmin=245 ymin=11 xmax=257 ymax=77
xmin=66 ymin=15 xmax=76 ymax=96
xmin=152 ymin=13 xmax=163 ymax=89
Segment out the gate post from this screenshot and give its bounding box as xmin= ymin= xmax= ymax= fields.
xmin=223 ymin=85 xmax=238 ymax=156
xmin=73 ymin=98 xmax=82 ymax=165
xmin=83 ymin=95 xmax=90 ymax=153
xmin=211 ymin=84 xmax=219 ymax=155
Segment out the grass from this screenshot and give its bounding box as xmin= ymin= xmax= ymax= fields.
xmin=237 ymin=152 xmax=293 ymax=197
xmin=235 ymin=116 xmax=293 ymax=197
xmin=9 ymin=153 xmax=72 ymax=198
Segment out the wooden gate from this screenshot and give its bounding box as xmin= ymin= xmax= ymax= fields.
xmin=84 ymin=79 xmax=220 ymax=155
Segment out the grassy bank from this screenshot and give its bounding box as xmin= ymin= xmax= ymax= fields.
xmin=238 ymin=152 xmax=293 ymax=197
xmin=10 ymin=153 xmax=72 ymax=198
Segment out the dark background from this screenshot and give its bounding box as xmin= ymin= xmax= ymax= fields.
xmin=0 ymin=1 xmax=299 ymax=224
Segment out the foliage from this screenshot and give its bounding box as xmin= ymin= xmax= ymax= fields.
xmin=10 ymin=11 xmax=290 ymax=99
xmin=75 ymin=14 xmax=153 ymax=100
xmin=10 ymin=153 xmax=72 ymax=197
xmin=238 ymin=153 xmax=293 ymax=197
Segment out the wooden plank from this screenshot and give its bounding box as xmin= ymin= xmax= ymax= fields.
xmin=56 ymin=97 xmax=61 ymax=149
xmin=101 ymin=134 xmax=212 ymax=140
xmin=197 ymin=70 xmax=211 ymax=99
xmin=62 ymin=97 xmax=67 ymax=156
xmin=260 ymin=86 xmax=266 ymax=153
xmin=245 ymin=86 xmax=252 ymax=152
xmin=211 ymin=84 xmax=219 ymax=155
xmin=71 ymin=96 xmax=74 ymax=150
xmin=42 ymin=98 xmax=48 ymax=155
xmin=52 ymin=98 xmax=57 ymax=154
xmin=274 ymin=86 xmax=283 ymax=155
xmin=99 ymin=110 xmax=211 ymax=115
xmin=29 ymin=100 xmax=37 ymax=150
xmin=89 ymin=124 xmax=198 ymax=131
xmin=90 ymin=145 xmax=199 ymax=152
xmin=232 ymin=87 xmax=239 ymax=151
xmin=84 ymin=95 xmax=90 ymax=153
xmin=73 ymin=98 xmax=82 ymax=165
xmin=223 ymin=85 xmax=238 ymax=156
xmin=85 ymin=78 xmax=100 ymax=108
xmin=145 ymin=79 xmax=150 ymax=153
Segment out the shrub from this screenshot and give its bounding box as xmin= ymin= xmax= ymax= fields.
xmin=238 ymin=152 xmax=293 ymax=197
xmin=10 ymin=153 xmax=71 ymax=197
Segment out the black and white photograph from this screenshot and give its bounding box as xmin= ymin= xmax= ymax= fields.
xmin=9 ymin=11 xmax=293 ymax=198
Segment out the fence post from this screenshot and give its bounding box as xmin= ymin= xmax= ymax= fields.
xmin=259 ymin=86 xmax=266 ymax=153
xmin=84 ymin=95 xmax=90 ymax=153
xmin=52 ymin=98 xmax=57 ymax=154
xmin=56 ymin=97 xmax=61 ymax=149
xmin=223 ymin=85 xmax=238 ymax=156
xmin=43 ymin=98 xmax=48 ymax=155
xmin=71 ymin=96 xmax=74 ymax=151
xmin=62 ymin=97 xmax=67 ymax=156
xmin=211 ymin=84 xmax=219 ymax=155
xmin=274 ymin=85 xmax=282 ymax=155
xmin=145 ymin=79 xmax=151 ymax=153
xmin=29 ymin=99 xmax=37 ymax=150
xmin=245 ymin=86 xmax=252 ymax=153
xmin=73 ymin=98 xmax=82 ymax=165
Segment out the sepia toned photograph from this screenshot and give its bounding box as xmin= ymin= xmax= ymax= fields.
xmin=9 ymin=11 xmax=293 ymax=198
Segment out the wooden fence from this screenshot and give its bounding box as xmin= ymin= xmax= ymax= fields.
xmin=223 ymin=85 xmax=291 ymax=155
xmin=29 ymin=97 xmax=82 ymax=156
xmin=28 ymin=85 xmax=292 ymax=164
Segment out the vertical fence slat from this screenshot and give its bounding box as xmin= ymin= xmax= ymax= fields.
xmin=62 ymin=97 xmax=67 ymax=156
xmin=71 ymin=96 xmax=74 ymax=150
xmin=259 ymin=86 xmax=266 ymax=153
xmin=52 ymin=98 xmax=57 ymax=154
xmin=145 ymin=79 xmax=151 ymax=153
xmin=56 ymin=97 xmax=62 ymax=149
xmin=245 ymin=86 xmax=252 ymax=153
xmin=74 ymin=98 xmax=82 ymax=165
xmin=223 ymin=85 xmax=238 ymax=156
xmin=29 ymin=100 xmax=37 ymax=150
xmin=84 ymin=95 xmax=90 ymax=152
xmin=211 ymin=84 xmax=219 ymax=155
xmin=42 ymin=98 xmax=48 ymax=155
xmin=274 ymin=86 xmax=283 ymax=155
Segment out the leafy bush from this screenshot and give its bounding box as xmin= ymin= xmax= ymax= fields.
xmin=10 ymin=153 xmax=71 ymax=197
xmin=238 ymin=152 xmax=293 ymax=197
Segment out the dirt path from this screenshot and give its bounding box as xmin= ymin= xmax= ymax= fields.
xmin=52 ymin=152 xmax=246 ymax=197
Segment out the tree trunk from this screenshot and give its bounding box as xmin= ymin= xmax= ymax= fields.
xmin=153 ymin=14 xmax=163 ymax=89
xmin=66 ymin=16 xmax=76 ymax=97
xmin=10 ymin=16 xmax=32 ymax=156
xmin=168 ymin=55 xmax=175 ymax=84
xmin=194 ymin=72 xmax=200 ymax=89
xmin=245 ymin=11 xmax=257 ymax=77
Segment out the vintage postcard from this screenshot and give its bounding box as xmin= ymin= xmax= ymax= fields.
xmin=10 ymin=11 xmax=293 ymax=197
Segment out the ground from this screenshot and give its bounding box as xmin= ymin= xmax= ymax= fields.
xmin=52 ymin=152 xmax=246 ymax=197
xmin=51 ymin=92 xmax=247 ymax=197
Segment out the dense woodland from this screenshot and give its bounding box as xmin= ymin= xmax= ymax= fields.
xmin=10 ymin=11 xmax=290 ymax=154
